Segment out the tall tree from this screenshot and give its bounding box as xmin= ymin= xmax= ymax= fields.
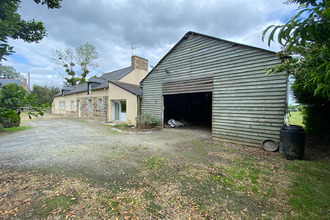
xmin=76 ymin=42 xmax=99 ymax=83
xmin=52 ymin=47 xmax=78 ymax=86
xmin=262 ymin=0 xmax=329 ymax=98
xmin=31 ymin=85 xmax=60 ymax=106
xmin=0 ymin=64 xmax=21 ymax=79
xmin=52 ymin=42 xmax=99 ymax=86
xmin=0 ymin=0 xmax=63 ymax=61
xmin=263 ymin=0 xmax=329 ymax=138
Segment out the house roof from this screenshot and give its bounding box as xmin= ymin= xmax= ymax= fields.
xmin=88 ymin=77 xmax=104 ymax=83
xmin=0 ymin=79 xmax=22 ymax=86
xmin=55 ymin=83 xmax=87 ymax=96
xmin=141 ymin=31 xmax=277 ymax=84
xmin=109 ymin=81 xmax=140 ymax=96
xmin=55 ymin=66 xmax=136 ymax=97
xmin=100 ymin=67 xmax=133 ymax=81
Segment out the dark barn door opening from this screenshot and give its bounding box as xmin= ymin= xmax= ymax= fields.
xmin=164 ymin=92 xmax=212 ymax=127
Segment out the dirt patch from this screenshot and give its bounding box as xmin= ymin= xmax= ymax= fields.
xmin=0 ymin=114 xmax=329 ymax=219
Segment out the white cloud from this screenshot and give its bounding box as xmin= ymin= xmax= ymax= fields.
xmin=2 ymin=0 xmax=299 ymax=88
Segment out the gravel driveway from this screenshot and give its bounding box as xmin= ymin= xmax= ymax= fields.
xmin=0 ymin=115 xmax=211 ymax=184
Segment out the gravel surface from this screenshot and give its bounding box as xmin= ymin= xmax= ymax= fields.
xmin=0 ymin=115 xmax=211 ymax=183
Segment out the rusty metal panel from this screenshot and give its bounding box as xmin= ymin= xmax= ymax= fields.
xmin=141 ymin=32 xmax=287 ymax=147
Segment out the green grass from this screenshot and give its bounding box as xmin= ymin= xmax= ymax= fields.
xmin=0 ymin=126 xmax=32 ymax=132
xmin=285 ymin=160 xmax=330 ymax=219
xmin=34 ymin=194 xmax=78 ymax=217
xmin=144 ymin=156 xmax=165 ymax=170
xmin=113 ymin=122 xmax=130 ymax=129
xmin=289 ymin=111 xmax=303 ymax=126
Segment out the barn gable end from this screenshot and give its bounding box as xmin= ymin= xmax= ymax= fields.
xmin=141 ymin=31 xmax=287 ymax=147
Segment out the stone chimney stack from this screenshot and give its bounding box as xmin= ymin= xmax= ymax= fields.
xmin=131 ymin=55 xmax=148 ymax=71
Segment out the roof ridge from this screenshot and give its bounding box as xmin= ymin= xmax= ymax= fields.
xmin=103 ymin=66 xmax=131 ymax=75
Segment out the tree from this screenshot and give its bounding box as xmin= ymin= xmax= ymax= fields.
xmin=0 ymin=63 xmax=21 ymax=79
xmin=52 ymin=42 xmax=99 ymax=86
xmin=0 ymin=83 xmax=48 ymax=128
xmin=262 ymin=0 xmax=329 ymax=98
xmin=0 ymin=0 xmax=63 ymax=61
xmin=263 ymin=0 xmax=330 ymax=138
xmin=31 ymin=85 xmax=60 ymax=106
xmin=76 ymin=43 xmax=99 ymax=83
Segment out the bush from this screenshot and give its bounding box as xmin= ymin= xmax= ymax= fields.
xmin=0 ymin=110 xmax=21 ymax=128
xmin=0 ymin=83 xmax=48 ymax=128
xmin=302 ymin=104 xmax=330 ymax=140
xmin=136 ymin=113 xmax=159 ymax=129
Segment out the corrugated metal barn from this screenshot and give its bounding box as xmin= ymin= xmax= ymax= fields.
xmin=141 ymin=31 xmax=287 ymax=147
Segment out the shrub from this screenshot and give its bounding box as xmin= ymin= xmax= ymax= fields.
xmin=302 ymin=104 xmax=330 ymax=140
xmin=0 ymin=83 xmax=48 ymax=128
xmin=0 ymin=109 xmax=21 ymax=128
xmin=0 ymin=110 xmax=21 ymax=128
xmin=136 ymin=113 xmax=159 ymax=129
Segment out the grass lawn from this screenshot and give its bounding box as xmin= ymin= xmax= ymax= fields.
xmin=0 ymin=137 xmax=329 ymax=219
xmin=0 ymin=126 xmax=32 ymax=133
xmin=289 ymin=111 xmax=303 ymax=127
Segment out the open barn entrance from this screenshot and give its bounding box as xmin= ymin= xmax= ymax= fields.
xmin=163 ymin=92 xmax=212 ymax=128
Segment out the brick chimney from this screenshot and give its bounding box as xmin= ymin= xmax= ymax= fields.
xmin=131 ymin=56 xmax=148 ymax=71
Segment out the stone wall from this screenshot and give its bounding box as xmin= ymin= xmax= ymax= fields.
xmin=77 ymin=96 xmax=107 ymax=121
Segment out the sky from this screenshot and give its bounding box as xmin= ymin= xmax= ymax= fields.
xmin=2 ymin=0 xmax=299 ymax=89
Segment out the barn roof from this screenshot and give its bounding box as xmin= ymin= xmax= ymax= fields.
xmin=141 ymin=31 xmax=277 ymax=84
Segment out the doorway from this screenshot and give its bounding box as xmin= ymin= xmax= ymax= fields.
xmin=78 ymin=100 xmax=81 ymax=117
xmin=113 ymin=101 xmax=127 ymax=122
xmin=163 ymin=92 xmax=212 ymax=128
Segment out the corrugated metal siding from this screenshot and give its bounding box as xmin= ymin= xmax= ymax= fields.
xmin=141 ymin=33 xmax=286 ymax=147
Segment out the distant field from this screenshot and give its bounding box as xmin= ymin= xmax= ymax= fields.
xmin=289 ymin=111 xmax=303 ymax=126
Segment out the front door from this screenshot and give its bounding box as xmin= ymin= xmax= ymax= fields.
xmin=113 ymin=101 xmax=126 ymax=122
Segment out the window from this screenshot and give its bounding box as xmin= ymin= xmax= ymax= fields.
xmin=121 ymin=101 xmax=126 ymax=113
xmin=59 ymin=101 xmax=61 ymax=110
xmin=88 ymin=99 xmax=92 ymax=112
xmin=71 ymin=101 xmax=74 ymax=111
xmin=98 ymin=99 xmax=102 ymax=109
xmin=88 ymin=83 xmax=92 ymax=95
xmin=62 ymin=101 xmax=65 ymax=110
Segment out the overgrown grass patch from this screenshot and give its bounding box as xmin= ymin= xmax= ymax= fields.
xmin=285 ymin=160 xmax=330 ymax=219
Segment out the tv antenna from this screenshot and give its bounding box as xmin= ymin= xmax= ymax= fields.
xmin=127 ymin=41 xmax=138 ymax=56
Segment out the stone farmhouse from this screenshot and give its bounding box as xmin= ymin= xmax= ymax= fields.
xmin=52 ymin=56 xmax=148 ymax=125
